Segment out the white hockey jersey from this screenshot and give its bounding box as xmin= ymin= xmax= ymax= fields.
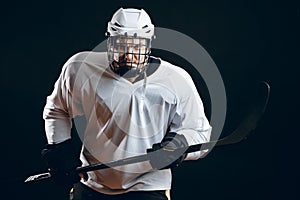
xmin=43 ymin=51 xmax=212 ymax=194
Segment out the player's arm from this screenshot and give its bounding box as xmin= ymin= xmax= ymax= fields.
xmin=42 ymin=62 xmax=84 ymax=188
xmin=147 ymin=70 xmax=211 ymax=169
xmin=168 ymin=73 xmax=212 ymax=160
xmin=43 ymin=68 xmax=72 ymax=144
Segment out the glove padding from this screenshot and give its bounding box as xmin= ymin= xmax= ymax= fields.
xmin=41 ymin=139 xmax=82 ymax=188
xmin=147 ymin=132 xmax=188 ymax=170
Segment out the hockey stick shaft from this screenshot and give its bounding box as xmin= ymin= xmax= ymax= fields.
xmin=23 ymin=135 xmax=256 ymax=183
xmin=23 ymin=140 xmax=227 ymax=183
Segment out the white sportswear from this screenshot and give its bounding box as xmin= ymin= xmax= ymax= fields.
xmin=43 ymin=51 xmax=212 ymax=194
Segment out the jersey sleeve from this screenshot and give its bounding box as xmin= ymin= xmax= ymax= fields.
xmin=43 ymin=62 xmax=84 ymax=144
xmin=169 ymin=72 xmax=212 ymax=160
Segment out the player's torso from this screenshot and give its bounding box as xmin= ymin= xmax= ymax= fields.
xmin=69 ymin=52 xmax=185 ymax=157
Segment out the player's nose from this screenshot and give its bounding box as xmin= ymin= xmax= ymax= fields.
xmin=125 ymin=52 xmax=137 ymax=61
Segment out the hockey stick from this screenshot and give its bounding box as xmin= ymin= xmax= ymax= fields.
xmin=24 ymin=81 xmax=270 ymax=183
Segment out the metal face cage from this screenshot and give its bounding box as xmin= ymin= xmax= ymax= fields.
xmin=107 ymin=35 xmax=151 ymax=77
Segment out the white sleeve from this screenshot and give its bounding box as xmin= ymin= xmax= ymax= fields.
xmin=169 ymin=75 xmax=212 ymax=160
xmin=43 ymin=63 xmax=83 ymax=144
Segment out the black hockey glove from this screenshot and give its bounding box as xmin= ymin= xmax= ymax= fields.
xmin=147 ymin=132 xmax=189 ymax=170
xmin=41 ymin=139 xmax=82 ymax=189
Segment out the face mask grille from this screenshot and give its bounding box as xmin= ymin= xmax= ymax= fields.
xmin=107 ymin=35 xmax=151 ymax=77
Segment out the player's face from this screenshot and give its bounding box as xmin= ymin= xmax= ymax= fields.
xmin=109 ymin=37 xmax=150 ymax=68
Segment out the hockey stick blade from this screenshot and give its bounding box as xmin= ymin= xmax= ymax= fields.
xmin=185 ymin=81 xmax=270 ymax=152
xmin=214 ymin=81 xmax=270 ymax=146
xmin=25 ymin=81 xmax=270 ymax=183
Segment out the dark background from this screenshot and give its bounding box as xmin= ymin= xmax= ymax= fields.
xmin=0 ymin=0 xmax=296 ymax=199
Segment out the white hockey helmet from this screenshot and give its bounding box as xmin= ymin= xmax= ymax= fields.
xmin=106 ymin=8 xmax=155 ymax=77
xmin=106 ymin=8 xmax=154 ymax=39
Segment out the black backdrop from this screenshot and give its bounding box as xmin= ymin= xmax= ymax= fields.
xmin=0 ymin=0 xmax=297 ymax=199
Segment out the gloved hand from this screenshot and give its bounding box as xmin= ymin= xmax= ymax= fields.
xmin=41 ymin=139 xmax=82 ymax=189
xmin=147 ymin=132 xmax=188 ymax=170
